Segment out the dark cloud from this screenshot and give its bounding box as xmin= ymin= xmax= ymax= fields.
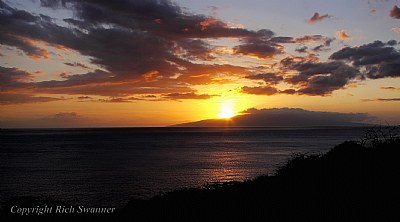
xmin=241 ymin=86 xmax=278 ymax=95
xmin=294 ymin=35 xmax=335 ymax=53
xmin=175 ymin=39 xmax=214 ymax=60
xmin=245 ymin=73 xmax=283 ymax=85
xmin=389 ymin=5 xmax=400 ymax=19
xmin=64 ymin=62 xmax=89 ymax=69
xmin=0 ymin=34 xmax=50 ymax=59
xmin=0 ymin=66 xmax=32 ymax=90
xmin=281 ymin=57 xmax=360 ymax=95
xmin=330 ymin=40 xmax=400 ymax=79
xmin=0 ymin=93 xmax=63 ymax=104
xmin=377 ymin=98 xmax=400 ymax=101
xmin=0 ymin=2 xmax=50 ymax=59
xmin=234 ymin=43 xmax=282 ymax=59
xmin=36 ymin=70 xmax=113 ymax=88
xmin=277 ymin=40 xmax=400 ymax=95
xmin=39 ymin=0 xmax=67 ymax=8
xmin=280 ymin=89 xmax=297 ymax=94
xmin=174 ymin=108 xmax=373 ymax=127
xmin=306 ymin=12 xmax=332 ymax=24
xmin=1 ymin=0 xmax=399 ymax=101
xmin=295 ymin=46 xmax=308 ymax=53
xmin=233 ymin=30 xmax=284 ymax=59
xmin=0 ymin=0 xmax=271 ymax=100
xmin=270 ymin=36 xmax=294 ymax=44
xmin=312 ymin=44 xmax=329 ymax=52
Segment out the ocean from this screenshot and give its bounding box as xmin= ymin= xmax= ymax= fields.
xmin=0 ymin=127 xmax=367 ymax=207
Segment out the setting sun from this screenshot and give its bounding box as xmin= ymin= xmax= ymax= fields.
xmin=218 ymin=108 xmax=235 ymax=119
xmin=218 ymin=100 xmax=236 ymax=119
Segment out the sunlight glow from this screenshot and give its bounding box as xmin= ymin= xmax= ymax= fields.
xmin=218 ymin=100 xmax=236 ymax=119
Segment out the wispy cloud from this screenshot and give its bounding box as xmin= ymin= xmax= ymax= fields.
xmin=306 ymin=12 xmax=332 ymax=24
xmin=381 ymin=86 xmax=400 ymax=91
xmin=163 ymin=92 xmax=217 ymax=100
xmin=0 ymin=93 xmax=64 ymax=105
xmin=336 ymin=30 xmax=351 ymax=40
xmin=391 ymin=27 xmax=400 ymax=32
xmin=362 ymin=98 xmax=400 ymax=102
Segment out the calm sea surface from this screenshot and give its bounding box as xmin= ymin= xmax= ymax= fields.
xmin=0 ymin=127 xmax=366 ymax=207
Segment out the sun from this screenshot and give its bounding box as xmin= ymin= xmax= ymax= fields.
xmin=218 ymin=107 xmax=235 ymax=119
xmin=217 ymin=100 xmax=236 ymax=119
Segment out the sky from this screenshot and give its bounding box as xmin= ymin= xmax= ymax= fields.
xmin=0 ymin=0 xmax=399 ymax=127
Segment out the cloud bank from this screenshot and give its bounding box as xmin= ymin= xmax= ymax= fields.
xmin=0 ymin=0 xmax=399 ymax=104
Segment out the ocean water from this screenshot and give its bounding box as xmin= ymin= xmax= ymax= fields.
xmin=0 ymin=127 xmax=367 ymax=207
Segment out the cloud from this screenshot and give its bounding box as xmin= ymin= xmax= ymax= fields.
xmin=98 ymin=97 xmax=145 ymax=103
xmin=389 ymin=5 xmax=400 ymax=19
xmin=294 ymin=35 xmax=335 ymax=52
xmin=381 ymin=86 xmax=400 ymax=91
xmin=0 ymin=0 xmax=278 ymax=99
xmin=295 ymin=46 xmax=308 ymax=53
xmin=37 ymin=70 xmax=114 ymax=88
xmin=0 ymin=66 xmax=32 ymax=90
xmin=329 ymin=40 xmax=400 ymax=79
xmin=275 ymin=40 xmax=400 ymax=95
xmin=163 ymin=92 xmax=217 ymax=100
xmin=174 ymin=108 xmax=374 ymax=127
xmin=362 ymin=98 xmax=400 ymax=102
xmin=0 ymin=35 xmax=50 ymax=59
xmin=0 ymin=93 xmax=63 ymax=105
xmin=391 ymin=27 xmax=400 ymax=33
xmin=336 ymin=30 xmax=351 ymax=40
xmin=306 ymin=12 xmax=332 ymax=24
xmin=233 ymin=43 xmax=282 ymax=59
xmin=241 ymin=86 xmax=278 ymax=95
xmin=281 ymin=57 xmax=360 ymax=95
xmin=77 ymin=96 xmax=92 ymax=99
xmin=245 ymin=73 xmax=283 ymax=85
xmin=294 ymin=35 xmax=330 ymax=43
xmin=64 ymin=62 xmax=89 ymax=69
xmin=233 ymin=29 xmax=284 ymax=59
xmin=377 ymin=98 xmax=400 ymax=101
xmin=1 ymin=0 xmax=399 ymax=101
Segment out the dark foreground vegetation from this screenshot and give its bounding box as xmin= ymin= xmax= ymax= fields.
xmin=1 ymin=126 xmax=400 ymax=222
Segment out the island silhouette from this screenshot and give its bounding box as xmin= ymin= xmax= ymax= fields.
xmin=173 ymin=108 xmax=373 ymax=127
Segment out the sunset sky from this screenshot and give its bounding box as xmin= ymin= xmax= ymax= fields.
xmin=1 ymin=0 xmax=399 ymax=127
